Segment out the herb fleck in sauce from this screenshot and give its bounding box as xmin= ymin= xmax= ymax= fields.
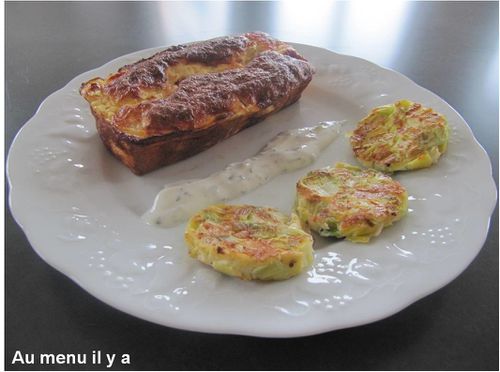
xmin=143 ymin=121 xmax=342 ymax=227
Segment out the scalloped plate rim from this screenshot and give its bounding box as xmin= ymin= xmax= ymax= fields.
xmin=7 ymin=42 xmax=497 ymax=337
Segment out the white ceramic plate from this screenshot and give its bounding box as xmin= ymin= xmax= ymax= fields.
xmin=8 ymin=43 xmax=497 ymax=337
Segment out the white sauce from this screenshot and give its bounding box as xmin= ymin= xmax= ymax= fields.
xmin=143 ymin=121 xmax=342 ymax=227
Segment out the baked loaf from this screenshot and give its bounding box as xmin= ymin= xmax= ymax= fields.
xmin=80 ymin=32 xmax=314 ymax=175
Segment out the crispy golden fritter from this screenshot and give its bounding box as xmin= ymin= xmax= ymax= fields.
xmin=295 ymin=163 xmax=408 ymax=243
xmin=350 ymin=100 xmax=449 ymax=172
xmin=185 ymin=205 xmax=314 ymax=280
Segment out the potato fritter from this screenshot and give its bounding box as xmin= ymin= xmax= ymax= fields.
xmin=185 ymin=205 xmax=313 ymax=280
xmin=295 ymin=163 xmax=408 ymax=243
xmin=350 ymin=100 xmax=449 ymax=172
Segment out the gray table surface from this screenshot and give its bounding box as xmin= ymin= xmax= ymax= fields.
xmin=6 ymin=1 xmax=499 ymax=370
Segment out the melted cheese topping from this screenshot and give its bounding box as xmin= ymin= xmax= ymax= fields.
xmin=80 ymin=33 xmax=298 ymax=138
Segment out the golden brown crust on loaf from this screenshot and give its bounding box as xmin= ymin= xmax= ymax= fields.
xmin=80 ymin=32 xmax=314 ymax=174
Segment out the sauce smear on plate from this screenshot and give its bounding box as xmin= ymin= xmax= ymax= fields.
xmin=143 ymin=121 xmax=342 ymax=227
